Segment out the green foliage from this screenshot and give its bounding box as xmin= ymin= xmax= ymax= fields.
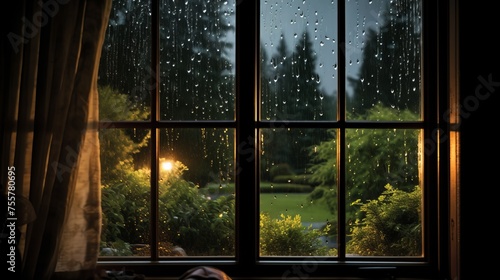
xmin=100 ymin=240 xmax=134 ymax=256
xmin=201 ymin=183 xmax=235 ymax=196
xmin=347 ymin=184 xmax=422 ymax=256
xmin=345 ymin=104 xmax=420 ymax=204
xmin=307 ymin=186 xmax=337 ymax=215
xmin=100 ymin=184 xmax=126 ymax=243
xmin=259 ymin=182 xmax=312 ymax=193
xmin=308 ymin=105 xmax=420 ymax=226
xmin=98 ymin=84 xmax=149 ymax=121
xmin=102 ymin=168 xmax=151 ymax=245
xmin=308 ymin=129 xmax=337 ymax=187
xmin=98 ymin=85 xmax=150 ymax=184
xmin=269 ymin=163 xmax=295 ymax=180
xmin=272 ymin=174 xmax=315 ymax=186
xmin=260 ymin=213 xmax=330 ymax=256
xmin=160 ymin=180 xmax=235 ymax=256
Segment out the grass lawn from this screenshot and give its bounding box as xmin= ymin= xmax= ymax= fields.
xmin=259 ymin=193 xmax=333 ymax=223
xmin=204 ymin=182 xmax=333 ymax=223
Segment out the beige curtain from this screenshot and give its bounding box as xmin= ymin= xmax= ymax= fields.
xmin=1 ymin=0 xmax=111 ymax=279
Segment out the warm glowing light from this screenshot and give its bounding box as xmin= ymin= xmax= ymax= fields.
xmin=161 ymin=161 xmax=173 ymax=171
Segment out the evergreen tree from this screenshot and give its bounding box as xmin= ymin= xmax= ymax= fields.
xmin=260 ymin=29 xmax=333 ymax=176
xmin=263 ymin=33 xmax=293 ymax=121
xmin=159 ymin=0 xmax=234 ymax=121
xmin=286 ymin=30 xmax=330 ymax=172
xmin=289 ymin=30 xmax=322 ymax=120
xmin=260 ymin=35 xmax=294 ymax=180
xmin=347 ymin=0 xmax=421 ymax=118
xmin=98 ymin=0 xmax=152 ymax=108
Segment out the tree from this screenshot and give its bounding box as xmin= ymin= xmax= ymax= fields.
xmin=157 ymin=0 xmax=235 ymax=187
xmin=308 ymin=105 xmax=420 ymax=226
xmin=98 ymin=0 xmax=152 ymax=107
xmin=347 ymin=0 xmax=421 ymax=118
xmin=159 ymin=0 xmax=234 ymax=121
xmin=99 ymin=0 xmax=237 ymax=188
xmin=289 ymin=30 xmax=323 ymax=120
xmin=260 ymin=29 xmax=332 ymax=176
xmin=98 ymin=85 xmax=149 ymax=184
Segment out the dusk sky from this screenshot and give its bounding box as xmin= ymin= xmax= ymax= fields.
xmin=259 ymin=0 xmax=388 ymax=96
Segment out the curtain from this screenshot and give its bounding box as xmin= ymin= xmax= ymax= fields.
xmin=1 ymin=0 xmax=112 ymax=279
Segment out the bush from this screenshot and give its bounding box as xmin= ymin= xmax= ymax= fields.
xmin=269 ymin=163 xmax=295 ymax=180
xmin=347 ymin=184 xmax=422 ymax=256
xmin=260 ymin=183 xmax=312 ymax=193
xmin=101 ymin=168 xmax=151 ymax=245
xmin=100 ymin=240 xmax=133 ymax=256
xmin=272 ymin=174 xmax=315 ymax=186
xmin=307 ymin=186 xmax=337 ymax=215
xmin=260 ymin=213 xmax=329 ymax=256
xmin=160 ymin=180 xmax=235 ymax=256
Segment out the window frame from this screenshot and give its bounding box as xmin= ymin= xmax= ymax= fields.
xmin=97 ymin=0 xmax=456 ymax=279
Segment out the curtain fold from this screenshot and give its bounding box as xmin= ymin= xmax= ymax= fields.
xmin=1 ymin=0 xmax=112 ymax=279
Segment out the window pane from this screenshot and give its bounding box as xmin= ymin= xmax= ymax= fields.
xmin=159 ymin=0 xmax=236 ymax=121
xmin=346 ymin=0 xmax=422 ymax=121
xmin=260 ymin=128 xmax=336 ymax=256
xmin=159 ymin=128 xmax=235 ymax=256
xmin=260 ymin=0 xmax=338 ymax=121
xmin=345 ymin=128 xmax=423 ymax=257
xmin=98 ymin=0 xmax=152 ymax=121
xmin=100 ymin=128 xmax=151 ymax=257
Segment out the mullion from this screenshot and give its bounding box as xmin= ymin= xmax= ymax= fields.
xmin=236 ymin=0 xmax=259 ymax=271
xmin=150 ymin=0 xmax=160 ymax=261
xmin=337 ymin=0 xmax=347 ymax=260
xmin=258 ymin=121 xmax=425 ymax=129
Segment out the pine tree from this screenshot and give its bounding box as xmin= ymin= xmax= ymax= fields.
xmin=348 ymin=0 xmax=421 ymax=119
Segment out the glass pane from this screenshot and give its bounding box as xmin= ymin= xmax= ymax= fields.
xmin=100 ymin=128 xmax=151 ymax=257
xmin=260 ymin=128 xmax=336 ymax=256
xmin=98 ymin=0 xmax=152 ymax=121
xmin=345 ymin=128 xmax=423 ymax=257
xmin=346 ymin=0 xmax=422 ymax=121
xmin=159 ymin=128 xmax=235 ymax=256
xmin=260 ymin=0 xmax=338 ymax=121
xmin=159 ymin=0 xmax=236 ymax=121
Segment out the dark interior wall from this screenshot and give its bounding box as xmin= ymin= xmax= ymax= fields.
xmin=459 ymin=1 xmax=499 ymax=278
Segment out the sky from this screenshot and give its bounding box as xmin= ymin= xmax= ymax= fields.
xmin=259 ymin=0 xmax=388 ymax=96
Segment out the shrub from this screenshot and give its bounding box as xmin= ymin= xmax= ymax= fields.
xmin=272 ymin=174 xmax=315 ymax=186
xmin=100 ymin=240 xmax=133 ymax=256
xmin=260 ymin=183 xmax=312 ymax=193
xmin=160 ymin=180 xmax=235 ymax=256
xmin=347 ymin=184 xmax=422 ymax=256
xmin=269 ymin=163 xmax=295 ymax=181
xmin=260 ymin=213 xmax=329 ymax=256
xmin=101 ymin=168 xmax=151 ymax=245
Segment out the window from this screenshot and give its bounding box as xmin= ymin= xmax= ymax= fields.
xmin=97 ymin=0 xmax=454 ymax=278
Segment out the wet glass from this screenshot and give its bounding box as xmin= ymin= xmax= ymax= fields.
xmin=260 ymin=0 xmax=338 ymax=121
xmin=159 ymin=128 xmax=235 ymax=256
xmin=98 ymin=0 xmax=152 ymax=121
xmin=345 ymin=128 xmax=423 ymax=256
xmin=345 ymin=0 xmax=422 ymax=121
xmin=259 ymin=128 xmax=336 ymax=256
xmin=159 ymin=0 xmax=236 ymax=121
xmin=99 ymin=128 xmax=151 ymax=257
